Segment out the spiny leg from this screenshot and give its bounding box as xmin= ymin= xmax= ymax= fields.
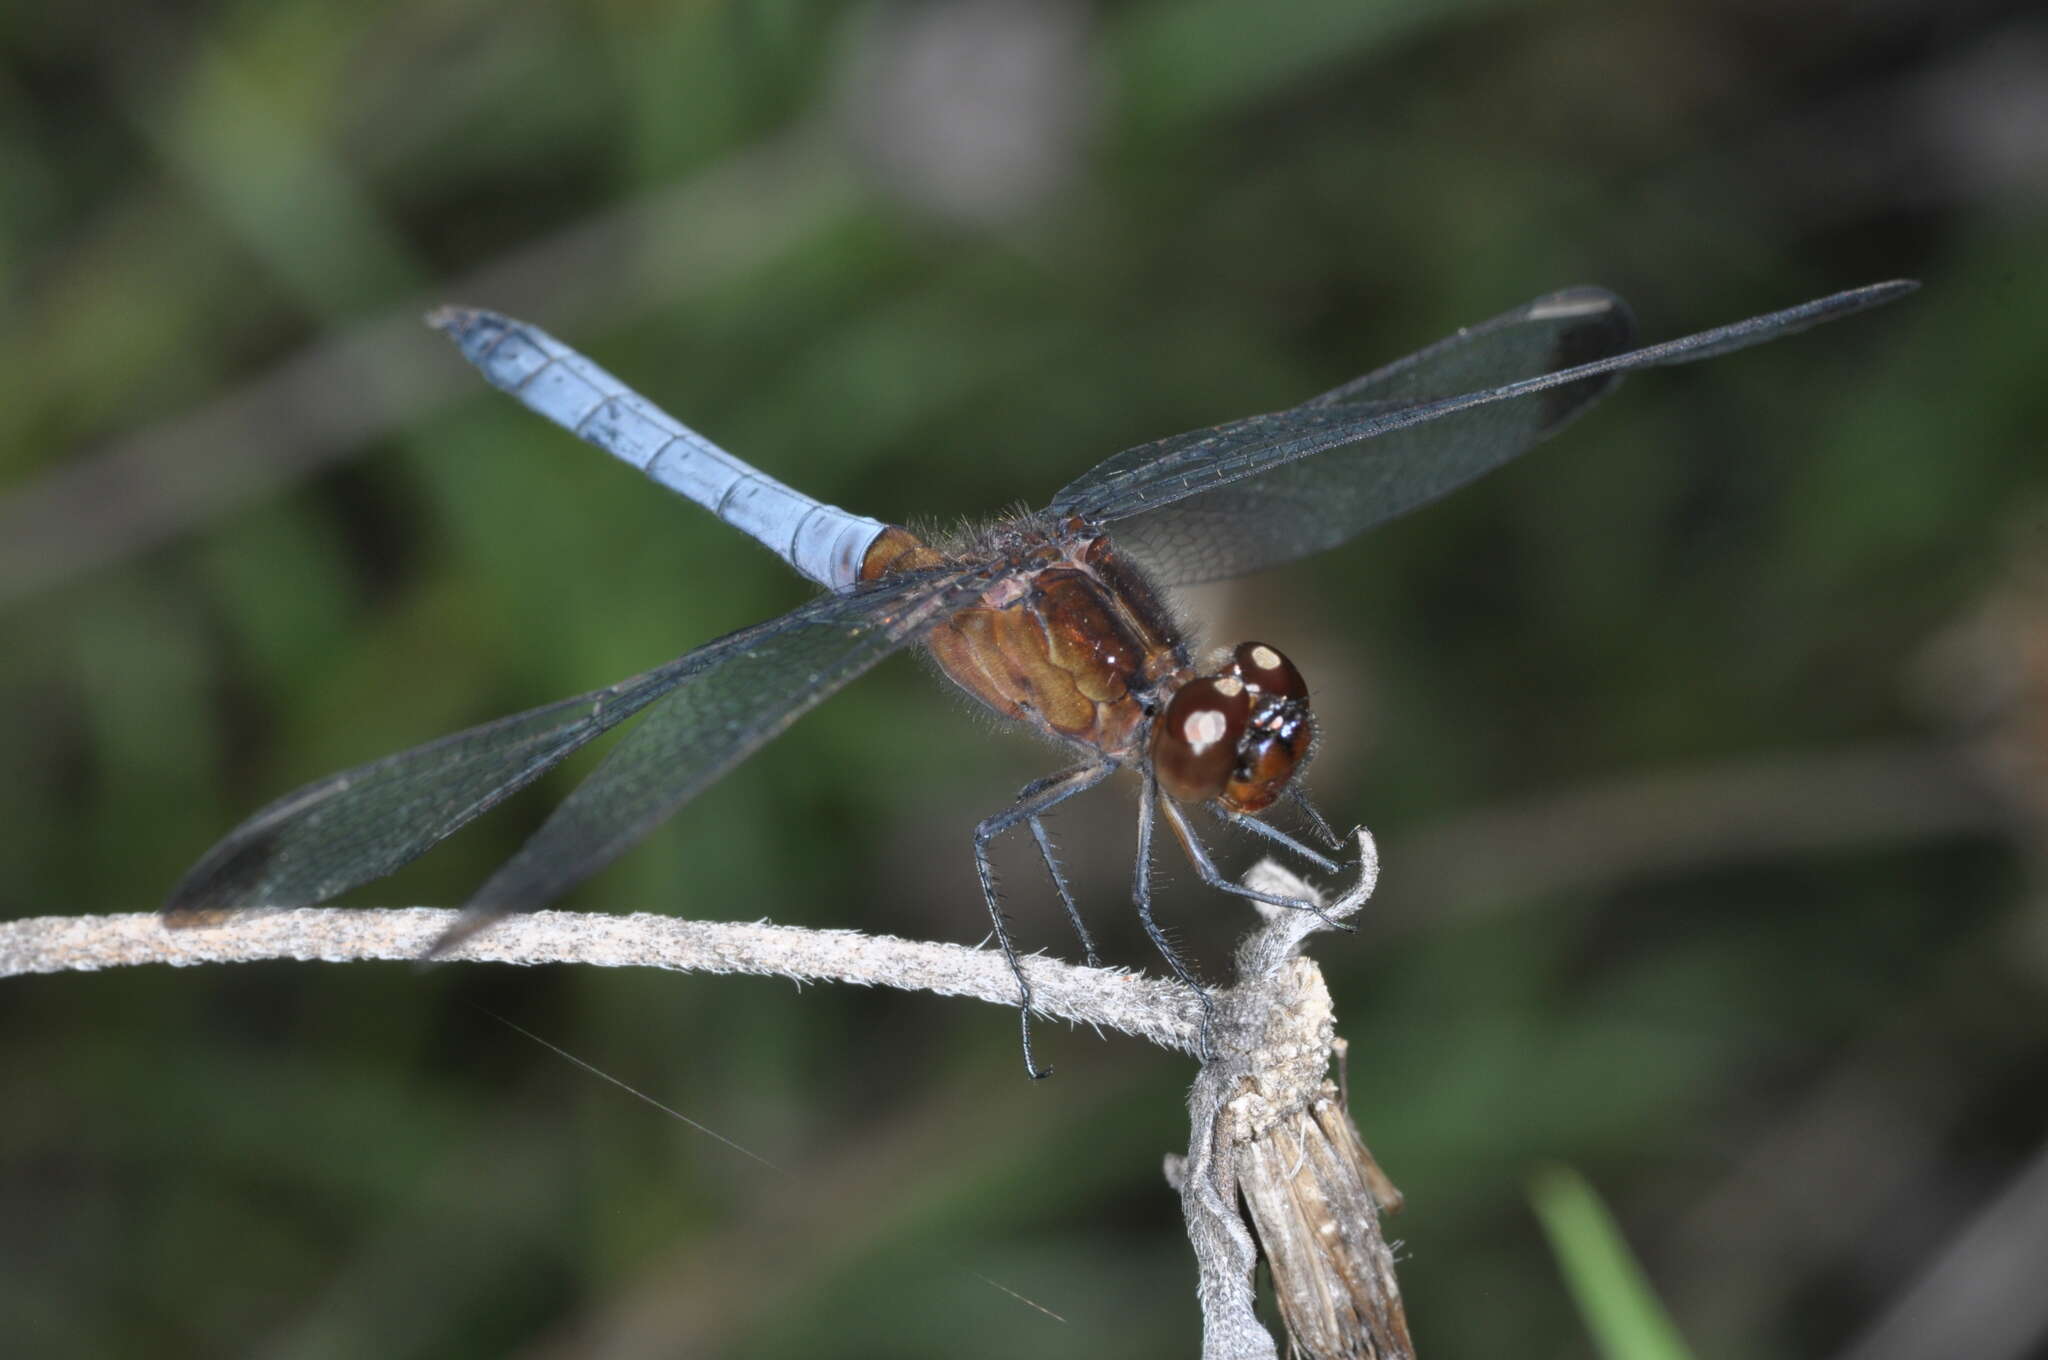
xmin=1133 ymin=772 xmax=1218 ymax=1060
xmin=1163 ymin=796 xmax=1354 ymax=934
xmin=1284 ymin=783 xmax=1345 ymax=851
xmin=1009 ymin=766 xmax=1111 ymax=964
xmin=973 ymin=761 xmax=1113 ymax=1079
xmin=1028 ymin=814 xmax=1099 ymax=966
xmin=1210 ymin=804 xmax=1343 ymax=875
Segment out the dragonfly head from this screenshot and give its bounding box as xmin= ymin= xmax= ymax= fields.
xmin=1150 ymin=642 xmax=1314 ymax=814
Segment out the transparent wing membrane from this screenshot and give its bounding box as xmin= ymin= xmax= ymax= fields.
xmin=167 ymin=569 xmax=967 ymax=921
xmin=1053 ymin=281 xmax=1914 ymax=584
xmin=449 ymin=567 xmax=975 ymax=931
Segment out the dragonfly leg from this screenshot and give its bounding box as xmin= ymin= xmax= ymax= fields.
xmin=1210 ymin=804 xmax=1343 ymax=875
xmin=1027 ymin=814 xmax=1100 ymax=967
xmin=1164 ymin=796 xmax=1355 ymax=935
xmin=1283 ymin=783 xmax=1346 ymax=852
xmin=973 ymin=761 xmax=1114 ymax=1079
xmin=1134 ymin=773 xmax=1218 ymax=1060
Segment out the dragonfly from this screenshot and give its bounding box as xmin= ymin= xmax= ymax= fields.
xmin=167 ymin=278 xmax=1916 ymax=1075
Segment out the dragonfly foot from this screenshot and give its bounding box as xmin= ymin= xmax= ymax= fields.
xmin=1020 ymin=1008 xmax=1053 ymax=1081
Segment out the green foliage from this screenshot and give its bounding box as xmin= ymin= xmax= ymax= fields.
xmin=1533 ymin=1164 xmax=1696 ymax=1360
xmin=2 ymin=1 xmax=2036 ymax=1356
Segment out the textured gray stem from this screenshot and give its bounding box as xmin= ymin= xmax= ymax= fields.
xmin=0 ymin=907 xmax=1203 ymax=1052
xmin=3 ymin=831 xmax=1398 ymax=1357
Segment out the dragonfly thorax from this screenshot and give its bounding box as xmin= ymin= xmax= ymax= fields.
xmin=1151 ymin=642 xmax=1313 ymax=813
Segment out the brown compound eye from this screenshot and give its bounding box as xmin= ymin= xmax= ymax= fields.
xmin=1232 ymin=642 xmax=1307 ymax=701
xmin=1150 ymin=675 xmax=1252 ymax=803
xmin=1220 ymin=714 xmax=1314 ymax=814
xmin=1217 ymin=642 xmax=1314 ymax=814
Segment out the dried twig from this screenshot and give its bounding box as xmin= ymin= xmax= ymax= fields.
xmin=0 ymin=830 xmax=1402 ymax=1358
xmin=0 ymin=906 xmax=1200 ymax=1052
xmin=1174 ymin=839 xmax=1413 ymax=1360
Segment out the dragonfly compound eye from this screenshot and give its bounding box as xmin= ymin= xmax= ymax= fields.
xmin=1218 ymin=648 xmax=1314 ymax=814
xmin=1151 ymin=675 xmax=1253 ymax=803
xmin=1231 ymin=642 xmax=1308 ymax=701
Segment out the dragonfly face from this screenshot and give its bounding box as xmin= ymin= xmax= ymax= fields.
xmin=166 ymin=279 xmax=1919 ymax=1073
xmin=1150 ymin=643 xmax=1315 ymax=815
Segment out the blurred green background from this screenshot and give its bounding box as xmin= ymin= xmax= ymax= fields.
xmin=3 ymin=1 xmax=2044 ymax=1356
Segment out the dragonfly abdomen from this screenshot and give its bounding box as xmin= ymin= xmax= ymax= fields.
xmin=431 ymin=307 xmax=887 ymax=590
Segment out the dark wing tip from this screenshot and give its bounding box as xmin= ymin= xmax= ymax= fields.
xmin=1806 ymin=278 xmax=1922 ymax=332
xmin=161 ymin=904 xmax=239 ymax=929
xmin=420 ymin=906 xmax=508 ymax=959
xmin=1843 ymin=278 xmax=1921 ymax=317
xmin=161 ymin=824 xmax=290 ymax=923
xmin=1788 ymin=278 xmax=1920 ymax=326
xmin=1537 ymin=290 xmax=1638 ymax=430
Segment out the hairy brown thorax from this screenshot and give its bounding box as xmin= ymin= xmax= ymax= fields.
xmin=863 ymin=515 xmax=1315 ymax=811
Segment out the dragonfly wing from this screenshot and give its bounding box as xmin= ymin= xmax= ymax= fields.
xmin=165 ymin=665 xmax=706 ymax=919
xmin=437 ymin=565 xmax=977 ymax=944
xmin=166 ymin=568 xmax=966 ymax=923
xmin=1051 ymin=281 xmax=1915 ymax=585
xmin=1305 ymin=286 xmax=1631 ymax=409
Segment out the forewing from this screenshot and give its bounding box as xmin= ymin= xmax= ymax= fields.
xmin=1051 ymin=281 xmax=1914 ymax=584
xmin=440 ymin=565 xmax=976 ymax=942
xmin=166 ymin=568 xmax=965 ymax=922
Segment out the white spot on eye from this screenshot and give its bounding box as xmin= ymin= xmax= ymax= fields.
xmin=1214 ymin=675 xmax=1244 ymax=698
xmin=1249 ymin=644 xmax=1281 ymax=671
xmin=1182 ymin=708 xmax=1229 ymax=752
